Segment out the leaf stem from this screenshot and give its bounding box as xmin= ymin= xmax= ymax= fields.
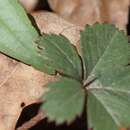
xmin=83 ymin=77 xmax=97 ymax=89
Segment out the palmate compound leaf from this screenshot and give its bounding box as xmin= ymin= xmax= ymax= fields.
xmin=36 ymin=34 xmax=82 ymax=81
xmin=41 ymin=77 xmax=85 ymax=124
xmin=0 ymin=0 xmax=54 ymax=74
xmin=81 ymin=24 xmax=130 ymax=130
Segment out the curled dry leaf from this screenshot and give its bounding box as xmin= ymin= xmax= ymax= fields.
xmin=48 ymin=0 xmax=130 ymax=31
xmin=0 ymin=11 xmax=81 ymax=130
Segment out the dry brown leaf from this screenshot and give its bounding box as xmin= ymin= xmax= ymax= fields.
xmin=0 ymin=11 xmax=81 ymax=130
xmin=0 ymin=54 xmax=55 ymax=130
xmin=48 ymin=0 xmax=130 ymax=31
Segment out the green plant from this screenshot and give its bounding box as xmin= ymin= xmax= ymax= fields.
xmin=38 ymin=25 xmax=130 ymax=130
xmin=0 ymin=1 xmax=130 ymax=130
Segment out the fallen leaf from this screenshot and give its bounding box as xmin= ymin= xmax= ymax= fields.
xmin=48 ymin=0 xmax=130 ymax=31
xmin=0 ymin=54 xmax=54 ymax=130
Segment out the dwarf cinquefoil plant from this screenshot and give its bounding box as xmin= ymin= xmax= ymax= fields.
xmin=0 ymin=1 xmax=130 ymax=130
xmin=37 ymin=25 xmax=130 ymax=130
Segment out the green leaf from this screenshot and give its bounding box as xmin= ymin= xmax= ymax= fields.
xmin=0 ymin=0 xmax=54 ymax=74
xmin=81 ymin=24 xmax=130 ymax=130
xmin=37 ymin=34 xmax=82 ymax=81
xmin=80 ymin=24 xmax=117 ymax=79
xmin=41 ymin=77 xmax=85 ymax=124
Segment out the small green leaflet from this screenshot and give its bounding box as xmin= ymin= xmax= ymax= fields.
xmin=41 ymin=77 xmax=85 ymax=124
xmin=80 ymin=24 xmax=117 ymax=79
xmin=0 ymin=0 xmax=54 ymax=74
xmin=37 ymin=34 xmax=82 ymax=81
xmin=81 ymin=24 xmax=130 ymax=130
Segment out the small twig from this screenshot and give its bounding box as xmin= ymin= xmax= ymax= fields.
xmin=16 ymin=112 xmax=46 ymax=130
